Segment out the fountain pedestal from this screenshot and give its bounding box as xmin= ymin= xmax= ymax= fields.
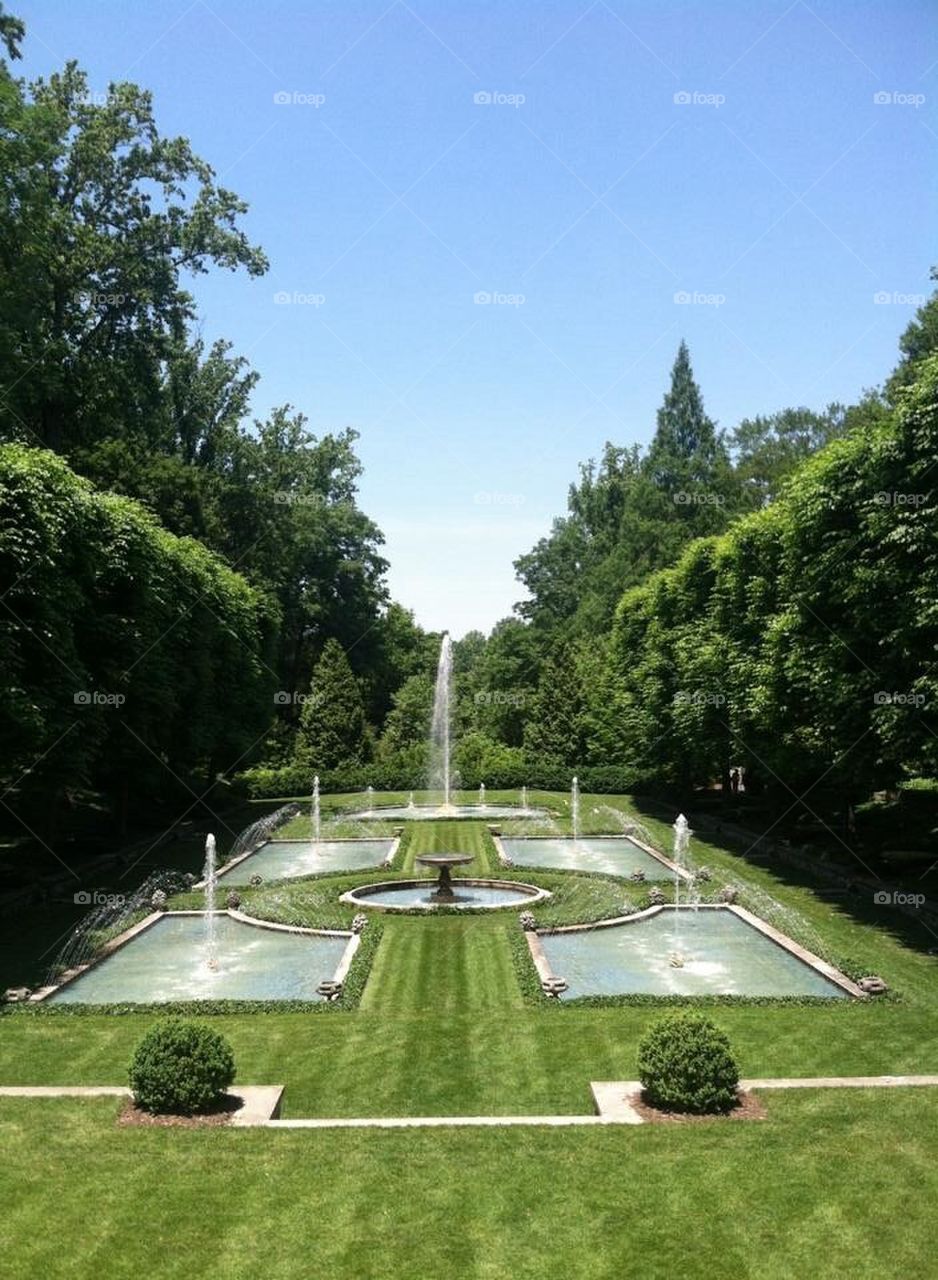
xmin=415 ymin=853 xmax=474 ymax=902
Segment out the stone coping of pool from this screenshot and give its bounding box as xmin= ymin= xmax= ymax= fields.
xmin=199 ymin=833 xmax=401 ymax=889
xmin=525 ymin=902 xmax=866 ymax=1000
xmin=491 ymin=832 xmax=692 ymax=880
xmin=5 ymin=1077 xmax=938 ymax=1128
xmin=339 ymin=877 xmax=552 ymax=913
xmin=29 ymin=909 xmax=358 ymax=1004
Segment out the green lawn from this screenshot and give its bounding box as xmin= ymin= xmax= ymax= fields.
xmin=2 ymin=794 xmax=937 ymax=1278
xmin=0 ymin=1090 xmax=934 ymax=1279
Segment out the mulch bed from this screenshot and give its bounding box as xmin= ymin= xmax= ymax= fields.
xmin=118 ymin=1094 xmax=243 ymax=1128
xmin=631 ymin=1089 xmax=767 ymax=1125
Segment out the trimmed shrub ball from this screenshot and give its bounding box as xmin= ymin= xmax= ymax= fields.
xmin=637 ymin=1013 xmax=739 ymax=1114
xmin=129 ymin=1019 xmax=236 ymax=1114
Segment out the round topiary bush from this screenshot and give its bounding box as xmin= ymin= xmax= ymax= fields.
xmin=129 ymin=1019 xmax=236 ymax=1115
xmin=637 ymin=1013 xmax=739 ymax=1114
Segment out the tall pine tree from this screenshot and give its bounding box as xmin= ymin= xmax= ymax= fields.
xmin=645 ymin=341 xmax=730 ymax=498
xmin=295 ymin=639 xmax=366 ymax=771
xmin=522 ymin=645 xmax=585 ymax=765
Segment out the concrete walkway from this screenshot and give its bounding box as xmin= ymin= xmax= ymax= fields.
xmin=0 ymin=1086 xmax=130 ymax=1097
xmin=1 ymin=1076 xmax=936 ymax=1128
xmin=267 ymin=1114 xmax=632 ymax=1130
xmin=741 ymin=1074 xmax=938 ymax=1090
xmin=0 ymin=1084 xmax=283 ymax=1123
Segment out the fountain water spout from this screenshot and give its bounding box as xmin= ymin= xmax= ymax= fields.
xmin=670 ymin=813 xmax=693 ymax=965
xmin=429 ymin=634 xmax=453 ymax=811
xmin=311 ymin=774 xmax=321 ymax=847
xmin=204 ymin=833 xmax=219 ymax=972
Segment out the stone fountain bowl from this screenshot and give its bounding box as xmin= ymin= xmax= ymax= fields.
xmin=414 ymin=853 xmax=474 ymax=870
xmin=339 ymin=879 xmax=552 ymax=912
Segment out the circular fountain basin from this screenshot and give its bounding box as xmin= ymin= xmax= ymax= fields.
xmin=340 ymin=879 xmax=551 ymax=911
xmin=348 ymin=804 xmax=548 ymax=821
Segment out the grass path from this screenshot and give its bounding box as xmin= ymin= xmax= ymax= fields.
xmin=363 ymin=917 xmax=521 ymax=1016
xmin=401 ymin=817 xmax=498 ymax=874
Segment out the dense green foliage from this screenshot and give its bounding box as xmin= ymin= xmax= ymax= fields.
xmin=637 ymin=1012 xmax=740 ymax=1113
xmin=128 ymin=1019 xmax=235 ymax=1113
xmin=295 ymin=638 xmax=367 ymax=771
xmin=0 ymin=15 xmax=431 ymax=840
xmin=0 ymin=444 xmax=277 ymax=824
xmin=605 ymin=356 xmax=938 ymax=799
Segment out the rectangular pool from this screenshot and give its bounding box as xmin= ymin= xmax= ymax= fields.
xmin=538 ymin=908 xmax=849 ymax=999
xmin=47 ymin=915 xmax=349 ymax=1004
xmin=219 ymin=838 xmax=392 ymax=884
xmin=501 ymin=836 xmax=674 ymax=879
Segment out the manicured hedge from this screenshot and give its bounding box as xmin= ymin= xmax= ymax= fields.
xmin=637 ymin=1013 xmax=739 ymax=1113
xmin=0 ymin=445 xmax=278 ymax=807
xmin=239 ymin=760 xmax=638 ymax=798
xmin=128 ymin=1019 xmax=235 ymax=1113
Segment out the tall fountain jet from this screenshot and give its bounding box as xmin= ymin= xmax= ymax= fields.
xmin=670 ymin=813 xmax=692 ymax=968
xmin=429 ymin=633 xmax=453 ymax=811
xmin=311 ymin=774 xmax=321 ymax=848
xmin=203 ymin=833 xmax=218 ymax=972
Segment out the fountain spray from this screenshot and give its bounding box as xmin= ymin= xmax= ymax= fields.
xmin=571 ymin=776 xmax=580 ymax=844
xmin=204 ymin=833 xmax=218 ymax=972
xmin=429 ymin=633 xmax=453 ymax=810
xmin=670 ymin=814 xmax=692 ymax=967
xmin=311 ymin=774 xmax=321 ymax=847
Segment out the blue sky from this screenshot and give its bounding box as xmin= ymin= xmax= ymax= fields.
xmin=17 ymin=0 xmax=938 ymax=635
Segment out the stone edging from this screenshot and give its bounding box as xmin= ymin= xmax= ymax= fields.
xmin=339 ymin=878 xmax=552 ymax=913
xmin=5 ymin=1077 xmax=937 ymax=1129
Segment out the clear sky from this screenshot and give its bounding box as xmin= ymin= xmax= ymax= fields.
xmin=17 ymin=0 xmax=938 ymax=636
